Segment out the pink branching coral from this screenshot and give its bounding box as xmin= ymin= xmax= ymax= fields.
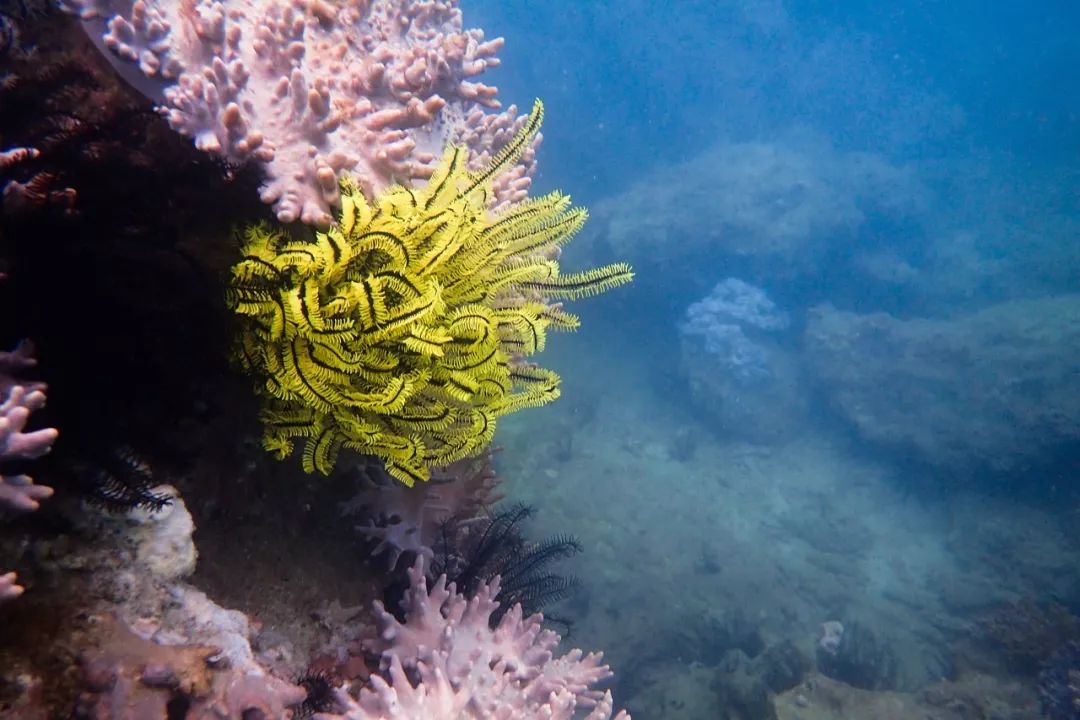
xmin=342 ymin=451 xmax=502 ymax=569
xmin=0 ymin=341 xmax=57 ymax=602
xmin=64 ymin=0 xmax=537 ymax=226
xmin=320 ymin=557 xmax=630 ymax=720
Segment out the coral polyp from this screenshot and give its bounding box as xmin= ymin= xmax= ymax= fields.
xmin=227 ymin=100 xmax=632 ymax=485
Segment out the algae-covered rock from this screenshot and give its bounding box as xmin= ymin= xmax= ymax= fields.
xmin=805 ymin=296 xmax=1080 ymax=474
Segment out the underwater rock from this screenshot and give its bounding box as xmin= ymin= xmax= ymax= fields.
xmin=815 ymin=621 xmax=898 ymax=691
xmin=775 ymin=671 xmax=1038 ymax=720
xmin=759 ymin=641 xmax=812 ymax=695
xmin=1039 ymin=640 xmax=1080 ymax=720
xmin=586 ymin=133 xmax=923 ymax=271
xmin=978 ymin=598 xmax=1080 ymax=676
xmin=696 ymin=604 xmax=767 ymax=664
xmin=624 ymin=660 xmax=719 ymax=719
xmin=126 ymin=485 xmax=195 ymax=582
xmin=652 ymin=638 xmax=808 ymax=720
xmin=714 ymin=649 xmax=777 ymax=720
xmin=0 ymin=484 xmax=308 ymax=715
xmin=710 ymin=641 xmax=809 ymax=720
xmin=805 ymin=296 xmax=1080 ymax=475
xmin=680 ymin=279 xmax=808 ymax=443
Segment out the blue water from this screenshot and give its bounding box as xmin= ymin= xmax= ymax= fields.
xmin=476 ymin=1 xmax=1080 ymax=716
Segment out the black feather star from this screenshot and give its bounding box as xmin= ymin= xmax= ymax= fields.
xmin=290 ymin=670 xmax=337 ymax=719
xmin=431 ymin=503 xmax=582 ymax=625
xmin=78 ymin=446 xmax=173 ymax=513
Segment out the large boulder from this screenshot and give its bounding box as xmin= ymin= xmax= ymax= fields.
xmin=587 ymin=135 xmax=922 ymax=269
xmin=805 ymin=296 xmax=1080 ymax=474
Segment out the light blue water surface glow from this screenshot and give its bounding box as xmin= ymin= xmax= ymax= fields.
xmin=471 ymin=1 xmax=1080 ymax=716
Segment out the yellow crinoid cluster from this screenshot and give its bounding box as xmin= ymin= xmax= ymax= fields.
xmin=226 ymin=100 xmax=632 ymax=485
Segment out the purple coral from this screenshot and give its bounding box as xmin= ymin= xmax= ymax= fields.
xmin=320 ymin=557 xmax=629 ymax=720
xmin=0 ymin=342 xmax=57 ymax=602
xmin=342 ymin=453 xmax=501 ymax=569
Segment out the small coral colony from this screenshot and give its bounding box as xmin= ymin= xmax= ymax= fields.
xmin=0 ymin=0 xmax=634 ymax=717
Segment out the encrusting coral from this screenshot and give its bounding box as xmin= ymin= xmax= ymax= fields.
xmin=227 ymin=100 xmax=632 ymax=485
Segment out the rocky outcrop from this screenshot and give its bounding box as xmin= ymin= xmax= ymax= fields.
xmin=805 ymin=296 xmax=1080 ymax=474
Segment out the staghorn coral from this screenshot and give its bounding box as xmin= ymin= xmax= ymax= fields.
xmin=227 ymin=100 xmax=633 ymax=484
xmin=64 ymin=0 xmax=535 ymax=226
xmin=320 ymin=557 xmax=629 ymax=720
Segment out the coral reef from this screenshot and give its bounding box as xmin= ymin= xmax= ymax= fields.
xmin=0 ymin=7 xmax=638 ymax=720
xmin=679 ymin=279 xmax=807 ymax=442
xmin=805 ymin=296 xmax=1080 ymax=475
xmin=228 ymin=100 xmax=632 ymax=483
xmin=64 ymin=0 xmax=536 ymax=226
xmin=680 ymin=278 xmax=789 ymax=381
xmin=325 ymin=557 xmax=629 ymax=719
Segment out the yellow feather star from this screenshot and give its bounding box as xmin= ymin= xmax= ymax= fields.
xmin=226 ymin=99 xmax=633 ymax=485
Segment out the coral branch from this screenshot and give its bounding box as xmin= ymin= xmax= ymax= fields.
xmin=319 ymin=557 xmax=629 ymax=719
xmin=0 ymin=473 xmax=53 ymax=513
xmin=0 ymin=571 xmax=25 ymax=601
xmin=0 ymin=386 xmax=58 ymax=462
xmin=0 ymin=342 xmax=57 ymax=603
